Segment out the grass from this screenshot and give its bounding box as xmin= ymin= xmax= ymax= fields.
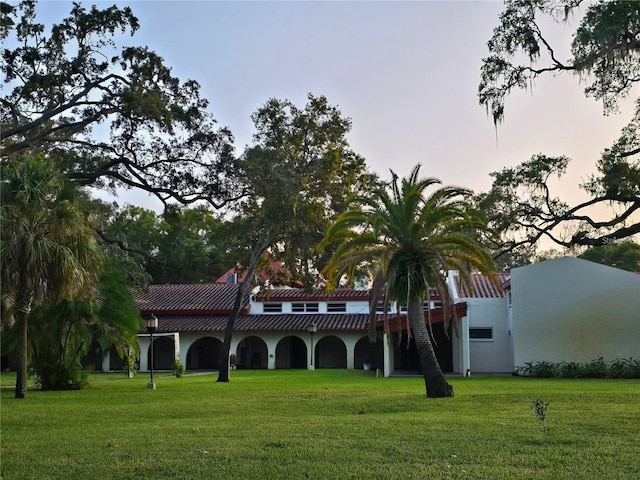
xmin=1 ymin=370 xmax=639 ymax=479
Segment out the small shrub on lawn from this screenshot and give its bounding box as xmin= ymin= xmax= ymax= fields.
xmin=173 ymin=359 xmax=185 ymax=377
xmin=530 ymin=397 xmax=550 ymax=446
xmin=517 ymin=357 xmax=640 ymax=378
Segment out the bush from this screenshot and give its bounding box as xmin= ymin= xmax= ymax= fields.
xmin=519 ymin=361 xmax=556 ymax=378
xmin=33 ymin=359 xmax=89 ymax=390
xmin=517 ymin=357 xmax=640 ymax=378
xmin=173 ymin=359 xmax=185 ymax=378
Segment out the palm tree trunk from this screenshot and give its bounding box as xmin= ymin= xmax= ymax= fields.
xmin=14 ymin=290 xmax=32 ymax=399
xmin=409 ymin=296 xmax=453 ymax=398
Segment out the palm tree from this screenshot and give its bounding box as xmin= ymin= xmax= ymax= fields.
xmin=1 ymin=155 xmax=102 ymax=398
xmin=321 ymin=164 xmax=496 ymax=398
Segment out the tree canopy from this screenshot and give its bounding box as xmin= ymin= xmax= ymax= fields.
xmin=102 ymin=204 xmax=231 ymax=284
xmin=478 ymin=0 xmax=640 ymax=255
xmin=1 ymin=0 xmax=239 ymax=207
xmin=216 ymin=94 xmax=378 ymax=382
xmin=578 ymin=240 xmax=640 ymax=271
xmin=234 ymin=94 xmax=379 ymax=289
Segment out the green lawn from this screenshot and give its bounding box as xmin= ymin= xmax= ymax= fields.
xmin=1 ymin=370 xmax=639 ymax=479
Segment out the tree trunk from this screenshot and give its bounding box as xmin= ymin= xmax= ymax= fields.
xmin=216 ymin=274 xmax=252 ymax=382
xmin=14 ymin=290 xmax=32 ymax=399
xmin=409 ymin=296 xmax=453 ymax=398
xmin=217 ymin=225 xmax=277 ymax=382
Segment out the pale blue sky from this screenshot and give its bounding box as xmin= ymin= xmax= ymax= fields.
xmin=38 ymin=0 xmax=637 ymax=211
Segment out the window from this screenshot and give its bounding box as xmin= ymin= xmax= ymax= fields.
xmin=327 ymin=302 xmax=346 ymax=313
xmin=422 ymin=300 xmax=442 ymax=310
xmin=376 ymin=301 xmax=392 ymax=313
xmin=469 ymin=327 xmax=493 ymax=340
xmin=292 ymin=302 xmax=319 ymax=313
xmin=263 ymin=303 xmax=282 ymax=313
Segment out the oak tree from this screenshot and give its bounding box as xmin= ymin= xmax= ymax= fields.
xmin=1 ymin=0 xmax=239 ymax=207
xmin=479 ymin=0 xmax=640 ymax=256
xmin=217 ymin=94 xmax=378 ymax=382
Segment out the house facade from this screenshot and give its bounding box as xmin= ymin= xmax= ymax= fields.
xmin=104 ymin=257 xmax=639 ymax=376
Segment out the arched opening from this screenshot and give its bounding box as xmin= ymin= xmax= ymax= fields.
xmin=393 ymin=323 xmax=453 ymax=374
xmin=354 ymin=336 xmax=384 ymax=370
xmin=108 ymin=345 xmax=126 ymax=371
xmin=315 ymin=335 xmax=347 ymax=368
xmin=275 ymin=336 xmax=307 ymax=369
xmin=147 ymin=336 xmax=175 ymax=371
xmin=236 ymin=336 xmax=268 ymax=369
xmin=187 ymin=337 xmax=223 ymax=370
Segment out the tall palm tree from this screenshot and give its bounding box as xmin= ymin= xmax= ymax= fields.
xmin=321 ymin=164 xmax=496 ymax=398
xmin=1 ymin=155 xmax=101 ymax=398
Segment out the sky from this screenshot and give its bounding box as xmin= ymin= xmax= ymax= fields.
xmin=37 ymin=0 xmax=638 ymax=215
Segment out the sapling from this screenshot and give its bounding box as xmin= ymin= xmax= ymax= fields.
xmin=530 ymin=397 xmax=550 ymax=446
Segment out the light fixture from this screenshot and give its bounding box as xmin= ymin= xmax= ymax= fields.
xmin=145 ymin=314 xmax=158 ymax=389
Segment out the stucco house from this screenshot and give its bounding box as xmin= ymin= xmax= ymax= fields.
xmin=112 ymin=281 xmax=462 ymax=377
xmin=103 ymin=257 xmax=639 ymax=376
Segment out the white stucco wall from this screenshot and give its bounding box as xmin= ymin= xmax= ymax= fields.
xmin=448 ymin=270 xmax=511 ymax=374
xmin=511 ymin=257 xmax=640 ymax=368
xmin=248 ymin=297 xmax=371 ymax=314
xmin=465 ymin=298 xmax=512 ymax=373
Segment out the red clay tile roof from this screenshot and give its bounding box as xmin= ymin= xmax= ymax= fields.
xmin=154 ymin=313 xmax=377 ymax=333
xmin=134 ymin=283 xmax=246 ymax=315
xmin=253 ymin=288 xmax=370 ymax=302
xmin=454 ymin=273 xmax=510 ymax=298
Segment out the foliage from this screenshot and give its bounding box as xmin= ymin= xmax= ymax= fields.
xmin=172 ymin=359 xmax=185 ymax=378
xmin=0 ymin=154 xmax=101 ymax=398
xmin=32 ymin=358 xmax=89 ymax=391
xmin=103 ymin=204 xmax=231 ymax=284
xmin=91 ymin=258 xmax=142 ymax=362
xmin=1 ymin=0 xmax=238 ymax=207
xmin=578 ymin=240 xmax=640 ymax=271
xmin=530 ymin=397 xmax=550 ymax=446
xmin=18 ymin=242 xmax=140 ymax=390
xmin=517 ymin=357 xmax=640 ymax=378
xmin=217 ymin=94 xmax=377 ymax=382
xmin=479 ymin=0 xmax=640 ymax=255
xmin=29 ymin=298 xmax=95 ymax=390
xmin=234 ymin=93 xmax=379 ymax=289
xmin=322 ymin=164 xmax=496 ymax=397
xmin=2 ymin=372 xmax=639 ymax=479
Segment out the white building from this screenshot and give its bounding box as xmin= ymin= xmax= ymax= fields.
xmin=104 ymin=257 xmax=639 ymax=376
xmin=508 ymin=257 xmax=640 ymax=367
